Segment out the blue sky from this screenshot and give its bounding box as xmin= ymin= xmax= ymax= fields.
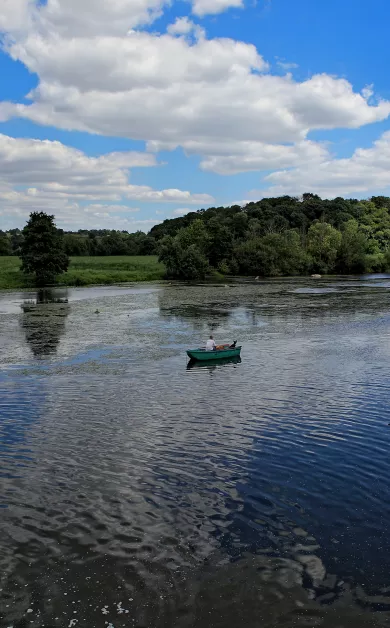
xmin=1 ymin=0 xmax=390 ymax=231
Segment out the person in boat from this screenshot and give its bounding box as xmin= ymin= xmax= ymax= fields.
xmin=206 ymin=335 xmax=217 ymax=351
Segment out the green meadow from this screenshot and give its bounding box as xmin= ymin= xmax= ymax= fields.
xmin=0 ymin=256 xmax=165 ymax=290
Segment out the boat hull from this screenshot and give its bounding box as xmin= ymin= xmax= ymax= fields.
xmin=186 ymin=347 xmax=241 ymax=361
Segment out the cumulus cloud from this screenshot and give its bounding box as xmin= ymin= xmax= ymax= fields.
xmin=167 ymin=16 xmax=204 ymax=40
xmin=6 ymin=31 xmax=267 ymax=93
xmin=0 ymin=1 xmax=388 ymax=175
xmin=84 ymin=204 xmax=140 ymax=213
xmin=172 ymin=138 xmax=329 ymax=174
xmin=191 ymin=0 xmax=244 ymax=17
xmin=1 ymin=0 xmax=390 ymax=205
xmin=276 ymin=59 xmax=299 ymax=72
xmin=263 ymin=131 xmax=390 ymax=198
xmin=0 ymin=134 xmax=213 ymax=228
xmin=0 ymin=183 xmax=160 ymax=231
xmin=0 ymin=134 xmax=157 ymax=188
xmin=5 ymin=67 xmax=386 ymax=171
xmin=0 ymin=0 xmax=33 ymax=33
xmin=0 ymin=0 xmax=170 ymax=37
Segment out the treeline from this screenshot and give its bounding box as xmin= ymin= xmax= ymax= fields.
xmin=0 ymin=228 xmax=156 ymax=257
xmin=2 ymin=194 xmax=390 ymax=278
xmin=152 ymin=194 xmax=390 ymax=278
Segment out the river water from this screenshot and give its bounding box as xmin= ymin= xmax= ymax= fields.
xmin=1 ymin=277 xmax=390 ymax=627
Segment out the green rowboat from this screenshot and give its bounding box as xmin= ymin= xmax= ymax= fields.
xmin=186 ymin=346 xmax=241 ymax=361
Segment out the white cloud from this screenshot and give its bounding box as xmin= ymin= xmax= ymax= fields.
xmin=168 ymin=16 xmax=194 ymax=35
xmin=276 ymin=59 xmax=299 ymax=72
xmin=1 ymin=2 xmax=387 ymax=176
xmin=6 ymin=31 xmax=266 ymax=93
xmin=0 ymin=0 xmax=33 ymax=33
xmin=262 ymin=131 xmax=390 ymax=198
xmin=0 ymin=0 xmax=171 ymax=37
xmin=84 ymin=204 xmax=140 ymax=213
xmin=0 ymin=185 xmax=151 ymax=231
xmin=362 ymin=84 xmax=374 ymax=102
xmin=6 ymin=65 xmax=385 ymax=165
xmin=0 ymin=0 xmax=243 ymax=36
xmin=0 ymin=134 xmax=157 ymax=188
xmin=167 ymin=16 xmax=204 ymax=40
xmin=0 ymin=185 xmax=163 ymax=231
xmin=0 ymin=134 xmax=213 ymax=228
xmin=191 ymin=0 xmax=244 ymax=17
xmin=1 ymin=0 xmax=390 ymax=201
xmin=174 ymin=138 xmax=329 ymax=174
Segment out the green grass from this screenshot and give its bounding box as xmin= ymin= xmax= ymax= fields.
xmin=0 ymin=256 xmax=165 ymax=289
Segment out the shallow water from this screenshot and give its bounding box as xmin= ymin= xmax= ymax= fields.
xmin=1 ymin=276 xmax=390 ymax=627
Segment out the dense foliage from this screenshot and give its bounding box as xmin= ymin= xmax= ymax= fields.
xmin=20 ymin=212 xmax=69 ymax=285
xmin=153 ymin=194 xmax=390 ymax=279
xmin=2 ymin=194 xmax=390 ymax=279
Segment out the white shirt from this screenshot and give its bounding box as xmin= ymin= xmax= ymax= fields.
xmin=206 ymin=338 xmax=216 ymax=351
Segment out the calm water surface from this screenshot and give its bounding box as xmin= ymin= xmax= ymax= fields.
xmin=1 ymin=277 xmax=390 ymax=627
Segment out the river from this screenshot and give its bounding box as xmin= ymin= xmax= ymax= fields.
xmin=1 ymin=277 xmax=390 ymax=627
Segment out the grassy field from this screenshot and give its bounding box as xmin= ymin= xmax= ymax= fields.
xmin=0 ymin=256 xmax=165 ymax=289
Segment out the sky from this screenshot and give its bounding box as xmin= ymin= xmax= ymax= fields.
xmin=1 ymin=0 xmax=390 ymax=232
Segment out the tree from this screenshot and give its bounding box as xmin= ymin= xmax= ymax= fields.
xmin=176 ymin=219 xmax=211 ymax=254
xmin=307 ymin=222 xmax=342 ymax=273
xmin=158 ymin=230 xmax=209 ymax=280
xmin=20 ymin=212 xmax=69 ymax=286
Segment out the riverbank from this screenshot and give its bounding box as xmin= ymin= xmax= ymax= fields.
xmin=0 ymin=255 xmax=165 ymax=289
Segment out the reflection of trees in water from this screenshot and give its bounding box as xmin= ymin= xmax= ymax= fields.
xmin=157 ymin=281 xmax=390 ymax=340
xmin=21 ymin=289 xmax=70 ymax=357
xmin=159 ymin=301 xmax=233 ymax=333
xmin=158 ymin=283 xmax=389 ymax=334
xmin=241 ymin=286 xmax=390 ymax=329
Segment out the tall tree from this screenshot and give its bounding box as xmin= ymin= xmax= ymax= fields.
xmin=20 ymin=212 xmax=69 ymax=286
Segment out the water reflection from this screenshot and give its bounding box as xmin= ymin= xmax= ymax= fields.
xmin=187 ymin=356 xmax=242 ymax=371
xmin=158 ymin=291 xmax=233 ymax=333
xmin=20 ymin=289 xmax=70 ymax=358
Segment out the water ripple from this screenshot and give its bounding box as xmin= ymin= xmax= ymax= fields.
xmin=1 ymin=280 xmax=390 ymax=625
